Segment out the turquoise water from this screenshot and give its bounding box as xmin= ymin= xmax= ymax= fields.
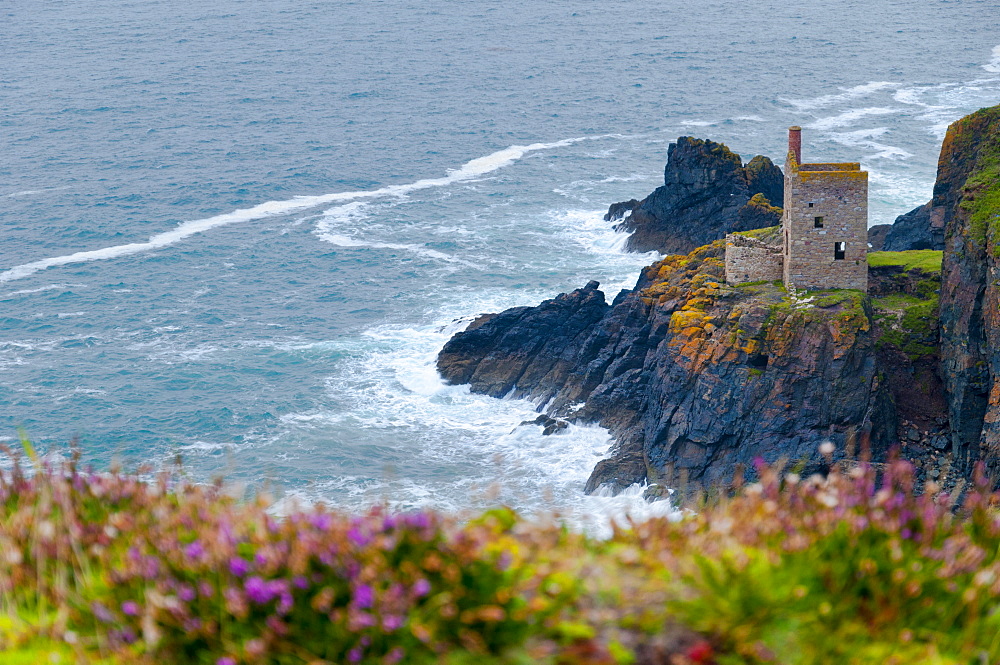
xmin=2 ymin=0 xmax=999 ymax=524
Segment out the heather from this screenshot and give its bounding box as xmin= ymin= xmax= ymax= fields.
xmin=3 ymin=445 xmax=1000 ymax=665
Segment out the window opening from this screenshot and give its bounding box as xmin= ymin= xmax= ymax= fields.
xmin=834 ymin=242 xmax=846 ymax=260
xmin=814 ymin=216 xmax=824 ymax=228
xmin=808 ymin=202 xmax=814 ymax=208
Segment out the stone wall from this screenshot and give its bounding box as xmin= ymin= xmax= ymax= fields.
xmin=783 ymin=156 xmax=868 ymax=292
xmin=725 ymin=234 xmax=783 ymax=284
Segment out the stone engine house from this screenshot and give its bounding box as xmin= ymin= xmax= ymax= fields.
xmin=725 ymin=127 xmax=869 ymax=292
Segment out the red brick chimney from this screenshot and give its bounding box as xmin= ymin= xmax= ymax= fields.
xmin=788 ymin=126 xmax=802 ymax=164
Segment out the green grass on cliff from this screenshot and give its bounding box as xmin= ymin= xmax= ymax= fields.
xmin=950 ymin=105 xmax=1000 ymax=251
xmin=867 ymin=250 xmax=943 ymax=273
xmin=873 ymin=292 xmax=939 ymax=359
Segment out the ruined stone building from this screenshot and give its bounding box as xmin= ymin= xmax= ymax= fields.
xmin=725 ymin=127 xmax=869 ymax=291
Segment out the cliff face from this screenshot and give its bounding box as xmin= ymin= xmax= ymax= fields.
xmin=607 ymin=137 xmax=783 ymax=255
xmin=938 ymin=105 xmax=1000 ymax=470
xmin=439 ymin=241 xmax=900 ymax=493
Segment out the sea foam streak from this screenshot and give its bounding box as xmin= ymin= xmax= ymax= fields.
xmin=0 ymin=137 xmax=598 ymax=283
xmin=781 ymin=81 xmax=899 ymax=112
xmin=984 ymin=44 xmax=1000 ymax=73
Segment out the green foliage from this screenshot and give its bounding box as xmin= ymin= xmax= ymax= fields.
xmin=4 ymin=450 xmax=1000 ymax=665
xmin=951 ymin=105 xmax=1000 ymax=251
xmin=867 ymin=250 xmax=943 ymax=273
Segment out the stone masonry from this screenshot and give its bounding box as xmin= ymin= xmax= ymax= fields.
xmin=724 ymin=233 xmax=783 ymax=283
xmin=725 ymin=127 xmax=869 ymax=292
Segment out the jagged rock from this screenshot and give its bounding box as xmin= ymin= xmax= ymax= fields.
xmin=604 ymin=199 xmax=641 ymax=222
xmin=607 ymin=138 xmax=784 ymax=254
xmin=938 ymin=104 xmax=1000 ymax=471
xmin=881 ymin=202 xmax=943 ymax=251
xmin=437 ymin=280 xmax=610 ymax=401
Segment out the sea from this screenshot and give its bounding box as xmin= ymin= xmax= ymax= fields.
xmin=2 ymin=0 xmax=999 ymax=529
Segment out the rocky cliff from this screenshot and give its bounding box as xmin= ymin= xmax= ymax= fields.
xmin=938 ymin=104 xmax=1000 ymax=472
xmin=606 ymin=137 xmax=784 ymax=254
xmin=438 ymin=239 xmax=936 ymax=493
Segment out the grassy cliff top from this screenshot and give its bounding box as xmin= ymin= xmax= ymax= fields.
xmin=867 ymin=249 xmax=943 ymax=273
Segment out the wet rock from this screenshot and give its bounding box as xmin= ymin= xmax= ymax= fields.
xmin=642 ymin=483 xmax=670 ymax=502
xmin=604 ymin=199 xmax=641 ymax=222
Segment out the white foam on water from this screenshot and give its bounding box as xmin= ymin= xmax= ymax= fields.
xmin=827 ymin=128 xmax=913 ymax=160
xmin=0 ymin=136 xmax=604 ymax=283
xmin=178 ymin=440 xmax=232 ymax=453
xmin=313 ymin=203 xmax=481 ymax=268
xmin=679 ymin=120 xmax=716 ymax=127
xmin=866 ymin=169 xmax=932 ymax=224
xmin=984 ymin=44 xmax=1000 ymax=73
xmin=782 ymin=81 xmax=899 ymax=112
xmin=2 ymin=283 xmax=87 ymax=298
xmin=3 ymin=186 xmax=71 ymax=198
xmin=547 ymin=208 xmax=660 ymax=292
xmin=807 ymin=107 xmax=902 ymax=131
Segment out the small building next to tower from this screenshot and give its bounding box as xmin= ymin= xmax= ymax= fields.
xmin=725 ymin=126 xmax=869 ymax=292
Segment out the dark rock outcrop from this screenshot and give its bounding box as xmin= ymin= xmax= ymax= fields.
xmin=882 ymin=202 xmax=943 ymax=251
xmin=938 ymin=104 xmax=1000 ymax=471
xmin=868 ymin=224 xmax=891 ymax=251
xmin=606 ymin=138 xmax=783 ymax=254
xmin=869 ymin=202 xmax=944 ymax=253
xmin=439 ymin=242 xmax=899 ymax=494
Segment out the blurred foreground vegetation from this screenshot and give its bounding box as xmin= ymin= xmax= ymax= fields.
xmin=2 ymin=443 xmax=1000 ymax=665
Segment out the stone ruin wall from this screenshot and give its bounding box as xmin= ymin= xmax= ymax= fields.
xmin=725 ymin=234 xmax=783 ymax=284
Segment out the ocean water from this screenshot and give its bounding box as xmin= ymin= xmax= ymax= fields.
xmin=2 ymin=0 xmax=999 ymax=527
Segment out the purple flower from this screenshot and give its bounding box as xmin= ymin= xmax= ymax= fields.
xmin=413 ymin=579 xmax=431 ymax=597
xmin=178 ymin=585 xmax=196 ymax=602
xmin=347 ymin=526 xmax=370 ymax=548
xmin=293 ymin=575 xmax=309 ymax=589
xmin=353 ymin=584 xmax=374 ymax=609
xmin=91 ymin=602 xmax=114 ymax=623
xmin=217 ymin=658 xmax=237 ymax=665
xmin=121 ymin=601 xmax=140 ymax=617
xmin=310 ymin=512 xmax=332 ymax=531
xmin=184 ymin=541 xmax=204 ymax=559
xmin=405 ymin=512 xmax=430 ymax=529
xmin=383 ymin=614 xmax=404 ymax=631
xmin=386 ymin=647 xmax=405 ymax=664
xmin=229 ymin=557 xmax=250 ymax=577
xmin=347 ymin=647 xmax=362 ymax=663
xmin=245 ymin=576 xmax=275 ymax=604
